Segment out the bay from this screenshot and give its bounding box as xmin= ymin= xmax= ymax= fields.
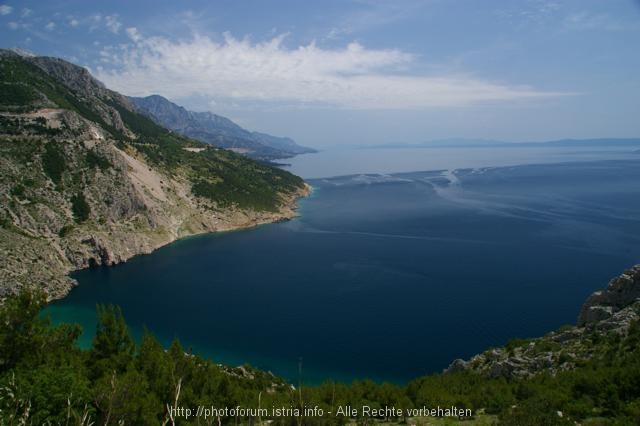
xmin=46 ymin=146 xmax=640 ymax=384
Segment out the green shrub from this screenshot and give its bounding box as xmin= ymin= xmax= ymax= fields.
xmin=10 ymin=184 xmax=25 ymax=198
xmin=41 ymin=141 xmax=66 ymax=185
xmin=58 ymin=224 xmax=74 ymax=237
xmin=71 ymin=193 xmax=90 ymax=223
xmin=85 ymin=149 xmax=112 ymax=170
xmin=506 ymin=338 xmax=532 ymax=354
xmin=0 ymin=82 xmax=38 ymax=106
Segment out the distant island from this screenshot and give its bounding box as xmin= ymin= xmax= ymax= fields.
xmin=365 ymin=137 xmax=640 ymax=149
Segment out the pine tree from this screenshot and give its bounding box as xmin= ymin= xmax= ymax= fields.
xmin=89 ymin=305 xmax=135 ymax=379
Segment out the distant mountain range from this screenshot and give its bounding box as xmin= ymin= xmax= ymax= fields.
xmin=367 ymin=137 xmax=640 ymax=149
xmin=129 ymin=95 xmax=316 ymax=161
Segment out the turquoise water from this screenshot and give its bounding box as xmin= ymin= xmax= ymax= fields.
xmin=46 ymin=153 xmax=640 ymax=384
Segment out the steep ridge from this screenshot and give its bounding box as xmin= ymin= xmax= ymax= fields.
xmin=0 ymin=50 xmax=309 ymax=299
xmin=130 ymin=95 xmax=316 ymax=160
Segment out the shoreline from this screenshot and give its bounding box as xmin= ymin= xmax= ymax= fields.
xmin=127 ymin=183 xmax=315 ymax=256
xmin=51 ymin=182 xmax=314 ymax=302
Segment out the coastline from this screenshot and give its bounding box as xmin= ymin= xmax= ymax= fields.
xmin=56 ymin=182 xmax=314 ymax=300
xmin=0 ymin=179 xmax=312 ymax=302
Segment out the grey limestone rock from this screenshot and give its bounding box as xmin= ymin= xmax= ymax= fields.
xmin=578 ymin=265 xmax=640 ymax=326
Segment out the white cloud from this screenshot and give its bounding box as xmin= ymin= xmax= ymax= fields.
xmin=0 ymin=4 xmax=12 ymax=15
xmin=88 ymin=13 xmax=102 ymax=30
xmin=44 ymin=21 xmax=55 ymax=31
xmin=325 ymin=0 xmax=428 ymax=40
xmin=21 ymin=7 xmax=31 ymax=18
xmin=104 ymin=14 xmax=121 ymax=34
xmin=494 ymin=1 xmax=562 ymax=29
xmin=563 ymin=11 xmax=639 ymax=32
xmin=67 ymin=13 xmax=127 ymax=34
xmin=125 ymin=27 xmax=142 ymax=43
xmin=96 ymin=33 xmax=566 ymax=110
xmin=7 ymin=21 xmax=18 ymax=30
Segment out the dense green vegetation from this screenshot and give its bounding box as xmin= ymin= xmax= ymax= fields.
xmin=71 ymin=193 xmax=91 ymax=223
xmin=41 ymin=141 xmax=66 ymax=186
xmin=0 ymin=291 xmax=639 ymax=425
xmin=0 ymin=116 xmax=62 ymax=136
xmin=0 ymin=82 xmax=38 ymax=106
xmin=189 ymin=150 xmax=301 ymax=211
xmin=85 ymin=149 xmax=112 ymax=171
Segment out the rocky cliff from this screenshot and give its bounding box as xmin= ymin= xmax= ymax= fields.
xmin=445 ymin=265 xmax=640 ymax=379
xmin=0 ymin=49 xmax=310 ymax=299
xmin=578 ymin=265 xmax=640 ymax=326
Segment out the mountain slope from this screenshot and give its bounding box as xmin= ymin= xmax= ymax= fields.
xmin=130 ymin=95 xmax=316 ymax=160
xmin=0 ymin=49 xmax=309 ymax=298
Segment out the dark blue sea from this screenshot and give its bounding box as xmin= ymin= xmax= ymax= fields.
xmin=46 ymin=147 xmax=640 ymax=384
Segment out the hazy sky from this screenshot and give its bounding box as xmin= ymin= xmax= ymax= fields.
xmin=1 ymin=0 xmax=639 ymax=147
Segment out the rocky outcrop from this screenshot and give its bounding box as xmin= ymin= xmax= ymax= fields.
xmin=445 ymin=266 xmax=640 ymax=379
xmin=578 ymin=265 xmax=640 ymax=326
xmin=28 ymin=55 xmax=135 ymax=137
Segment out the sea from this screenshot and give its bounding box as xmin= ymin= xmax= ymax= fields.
xmin=45 ymin=144 xmax=640 ymax=384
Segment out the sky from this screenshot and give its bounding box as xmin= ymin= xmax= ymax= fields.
xmin=1 ymin=0 xmax=639 ymax=148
